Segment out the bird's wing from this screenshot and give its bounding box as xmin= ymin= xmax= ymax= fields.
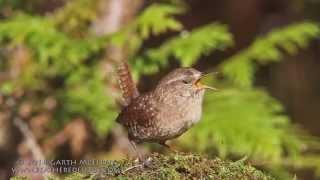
xmin=116 ymin=94 xmax=157 ymax=127
xmin=117 ymin=61 xmax=139 ymax=106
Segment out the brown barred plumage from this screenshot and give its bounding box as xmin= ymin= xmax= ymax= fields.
xmin=116 ymin=65 xmax=216 ymax=160
xmin=117 ymin=61 xmax=139 ymax=106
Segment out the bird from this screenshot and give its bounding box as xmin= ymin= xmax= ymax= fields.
xmin=115 ymin=61 xmax=217 ymax=160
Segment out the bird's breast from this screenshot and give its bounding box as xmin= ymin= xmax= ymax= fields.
xmin=156 ymin=90 xmax=204 ymax=137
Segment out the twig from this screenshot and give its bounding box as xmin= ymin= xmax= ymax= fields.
xmin=13 ymin=117 xmax=52 ymax=177
xmin=8 ymin=96 xmax=52 ymax=178
xmin=121 ymin=164 xmax=143 ymax=174
xmin=13 ymin=118 xmax=45 ymax=162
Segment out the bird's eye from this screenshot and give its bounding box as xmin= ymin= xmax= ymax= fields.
xmin=181 ymin=74 xmax=195 ymax=84
xmin=182 ymin=80 xmax=189 ymax=84
xmin=182 ymin=77 xmax=193 ymax=84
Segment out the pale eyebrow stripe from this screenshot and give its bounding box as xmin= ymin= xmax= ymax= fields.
xmin=165 ymin=76 xmax=184 ymax=84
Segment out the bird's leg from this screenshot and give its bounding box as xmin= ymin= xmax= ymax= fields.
xmin=122 ymin=140 xmax=143 ymax=173
xmin=130 ymin=140 xmax=152 ymax=166
xmin=122 ymin=140 xmax=152 ymax=174
xmin=159 ymin=141 xmax=178 ymax=153
xmin=129 ymin=140 xmax=143 ymax=161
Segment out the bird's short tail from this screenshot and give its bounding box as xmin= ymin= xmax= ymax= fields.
xmin=117 ymin=61 xmax=139 ymax=106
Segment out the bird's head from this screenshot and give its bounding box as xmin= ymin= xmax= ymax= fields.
xmin=156 ymin=68 xmax=218 ymax=95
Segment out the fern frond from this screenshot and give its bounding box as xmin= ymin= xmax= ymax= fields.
xmin=180 ymin=88 xmax=302 ymax=163
xmin=133 ymin=23 xmax=233 ymax=75
xmin=221 ymin=22 xmax=320 ymax=87
xmin=136 ymin=3 xmax=183 ymax=39
xmin=61 ymin=66 xmax=117 ymax=136
xmin=0 ymin=15 xmax=103 ymax=75
xmin=0 ymin=15 xmax=114 ymax=135
xmin=108 ymin=3 xmax=184 ymax=62
xmin=111 ymin=3 xmax=183 ymax=42
xmin=50 ymin=0 xmax=99 ymax=36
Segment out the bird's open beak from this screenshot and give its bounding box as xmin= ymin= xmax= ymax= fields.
xmin=193 ymin=72 xmax=219 ymax=91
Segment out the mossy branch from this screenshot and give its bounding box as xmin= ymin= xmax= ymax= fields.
xmin=11 ymin=153 xmax=274 ymax=180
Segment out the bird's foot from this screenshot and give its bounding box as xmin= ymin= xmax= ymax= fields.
xmin=121 ymin=157 xmax=153 ymax=174
xmin=141 ymin=156 xmax=153 ymax=167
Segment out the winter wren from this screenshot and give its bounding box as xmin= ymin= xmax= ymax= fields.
xmin=116 ymin=62 xmax=217 ymax=155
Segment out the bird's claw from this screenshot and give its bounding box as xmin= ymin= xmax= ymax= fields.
xmin=121 ymin=157 xmax=153 ymax=174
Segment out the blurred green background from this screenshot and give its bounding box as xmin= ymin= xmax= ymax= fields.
xmin=1 ymin=0 xmax=320 ymax=179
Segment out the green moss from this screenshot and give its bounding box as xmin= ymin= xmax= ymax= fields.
xmin=111 ymin=153 xmax=274 ymax=180
xmin=11 ymin=153 xmax=274 ymax=180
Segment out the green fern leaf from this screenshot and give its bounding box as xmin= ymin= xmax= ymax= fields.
xmin=220 ymin=22 xmax=320 ymax=87
xmin=133 ymin=23 xmax=233 ymax=75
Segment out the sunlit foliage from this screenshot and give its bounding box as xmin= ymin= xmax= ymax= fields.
xmin=0 ymin=1 xmax=319 ymax=179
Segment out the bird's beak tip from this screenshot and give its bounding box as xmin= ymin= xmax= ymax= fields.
xmin=194 ymin=79 xmax=218 ymax=91
xmin=192 ymin=70 xmax=219 ymax=91
xmin=204 ymin=85 xmax=219 ymax=91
